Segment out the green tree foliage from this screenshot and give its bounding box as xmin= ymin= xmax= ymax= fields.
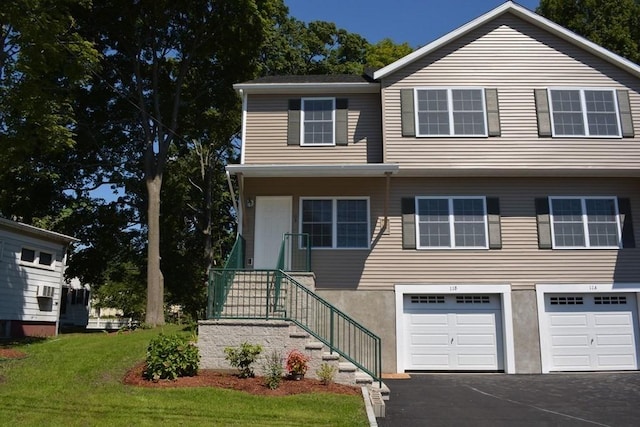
xmin=0 ymin=0 xmax=99 ymax=223
xmin=365 ymin=38 xmax=414 ymax=70
xmin=537 ymin=0 xmax=640 ymax=63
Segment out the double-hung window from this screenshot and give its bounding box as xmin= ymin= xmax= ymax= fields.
xmin=549 ymin=89 xmax=621 ymax=137
xmin=550 ymin=197 xmax=621 ymax=248
xmin=416 ymin=197 xmax=488 ymax=249
xmin=301 ymin=98 xmax=335 ymax=145
xmin=300 ymin=198 xmax=369 ymax=248
xmin=415 ymin=88 xmax=487 ymax=136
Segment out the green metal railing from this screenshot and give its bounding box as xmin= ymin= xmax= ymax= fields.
xmin=276 ymin=233 xmax=311 ymax=272
xmin=207 ymin=268 xmax=382 ymax=386
xmin=207 ymin=234 xmax=244 ymax=318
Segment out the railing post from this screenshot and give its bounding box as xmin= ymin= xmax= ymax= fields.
xmin=266 ymin=271 xmax=270 ymax=320
xmin=330 ymin=305 xmax=335 ymax=353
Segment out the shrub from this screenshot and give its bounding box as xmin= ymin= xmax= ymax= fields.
xmin=285 ymin=349 xmax=310 ymax=375
xmin=224 ymin=342 xmax=263 ymax=378
xmin=317 ymin=363 xmax=337 ymax=385
xmin=143 ymin=333 xmax=199 ymax=381
xmin=263 ymin=350 xmax=284 ymax=389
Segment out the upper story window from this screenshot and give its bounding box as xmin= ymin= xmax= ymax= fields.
xmin=301 ymin=98 xmax=335 ymax=145
xmin=401 ymin=88 xmax=500 ymax=138
xmin=416 ymin=196 xmax=488 ymax=249
xmin=415 ymin=88 xmax=487 ymax=137
xmin=549 ymin=89 xmax=621 ymax=137
xmin=550 ymin=197 xmax=621 ymax=248
xmin=20 ymin=247 xmax=55 ymax=269
xmin=300 ymin=198 xmax=369 ymax=249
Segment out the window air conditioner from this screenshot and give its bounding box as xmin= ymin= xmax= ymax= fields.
xmin=37 ymin=285 xmax=55 ymax=298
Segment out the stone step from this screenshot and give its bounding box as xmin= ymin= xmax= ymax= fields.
xmin=339 ymin=362 xmax=357 ymax=373
xmin=305 ymin=341 xmax=324 ymax=350
xmin=321 ymin=352 xmax=340 ymax=361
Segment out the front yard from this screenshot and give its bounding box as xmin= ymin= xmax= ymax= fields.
xmin=0 ymin=325 xmax=368 ymax=426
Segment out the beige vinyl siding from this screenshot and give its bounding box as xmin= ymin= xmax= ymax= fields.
xmin=382 ymin=14 xmax=640 ymax=169
xmin=244 ymin=176 xmax=640 ymax=290
xmin=244 ymin=93 xmax=382 ymax=164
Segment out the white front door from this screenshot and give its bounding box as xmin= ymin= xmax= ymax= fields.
xmin=545 ymin=293 xmax=639 ymax=371
xmin=253 ymin=196 xmax=292 ymax=269
xmin=403 ymin=294 xmax=503 ymax=370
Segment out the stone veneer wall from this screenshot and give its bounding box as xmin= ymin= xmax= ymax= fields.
xmin=198 ymin=319 xmax=297 ymax=377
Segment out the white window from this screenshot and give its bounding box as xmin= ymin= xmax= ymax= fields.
xmin=550 ymin=197 xmax=621 ymax=248
xmin=300 ymin=198 xmax=369 ymax=248
xmin=20 ymin=247 xmax=55 ymax=269
xmin=416 ymin=197 xmax=488 ymax=249
xmin=549 ymin=89 xmax=621 ymax=137
xmin=301 ymin=98 xmax=335 ymax=145
xmin=415 ymin=88 xmax=487 ymax=136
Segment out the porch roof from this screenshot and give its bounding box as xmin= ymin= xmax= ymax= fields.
xmin=226 ymin=163 xmax=399 ymax=177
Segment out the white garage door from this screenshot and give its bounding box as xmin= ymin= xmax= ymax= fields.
xmin=404 ymin=294 xmax=503 ymax=371
xmin=545 ymin=293 xmax=639 ymax=371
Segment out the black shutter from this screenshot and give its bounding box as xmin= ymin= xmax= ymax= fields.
xmin=618 ymin=197 xmax=635 ymax=248
xmin=287 ymin=99 xmax=301 ymax=145
xmin=400 ymin=89 xmax=415 ymax=137
xmin=335 ymin=98 xmax=349 ymax=145
xmin=534 ymin=89 xmax=552 ymax=137
xmin=401 ymin=197 xmax=416 ymax=249
xmin=535 ymin=197 xmax=552 ymax=249
xmin=486 ymin=197 xmax=502 ymax=249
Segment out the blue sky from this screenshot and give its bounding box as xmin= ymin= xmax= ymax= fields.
xmin=285 ymin=0 xmax=540 ymax=48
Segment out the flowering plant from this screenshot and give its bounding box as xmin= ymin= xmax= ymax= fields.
xmin=285 ymin=349 xmax=310 ymax=375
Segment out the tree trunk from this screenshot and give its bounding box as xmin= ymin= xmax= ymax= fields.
xmin=145 ymin=175 xmax=165 ymax=326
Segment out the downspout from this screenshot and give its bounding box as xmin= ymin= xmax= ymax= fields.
xmin=225 ymin=170 xmax=239 ymax=236
xmin=383 ymin=171 xmax=392 ymax=233
xmin=55 ymin=244 xmax=70 ymax=336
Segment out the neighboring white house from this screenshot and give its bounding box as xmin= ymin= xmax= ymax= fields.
xmin=0 ymin=217 xmax=77 ymax=338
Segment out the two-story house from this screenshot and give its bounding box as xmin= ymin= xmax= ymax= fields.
xmin=224 ymin=1 xmax=640 ymax=375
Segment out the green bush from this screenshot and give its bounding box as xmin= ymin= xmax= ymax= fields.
xmin=143 ymin=333 xmax=200 ymax=381
xmin=224 ymin=342 xmax=263 ymax=378
xmin=317 ymin=363 xmax=337 ymax=385
xmin=263 ymin=350 xmax=284 ymax=389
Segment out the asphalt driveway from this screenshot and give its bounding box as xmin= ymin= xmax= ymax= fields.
xmin=378 ymin=372 xmax=640 ymax=427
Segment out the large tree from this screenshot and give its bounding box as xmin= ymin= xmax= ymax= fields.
xmin=0 ymin=0 xmax=99 ymax=222
xmin=75 ymin=0 xmax=287 ymax=326
xmin=537 ymin=0 xmax=640 ymax=63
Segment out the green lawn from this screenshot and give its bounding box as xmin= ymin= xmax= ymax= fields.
xmin=0 ymin=326 xmax=368 ymax=426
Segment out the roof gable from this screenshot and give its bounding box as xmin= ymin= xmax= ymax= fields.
xmin=373 ymin=1 xmax=640 ymax=81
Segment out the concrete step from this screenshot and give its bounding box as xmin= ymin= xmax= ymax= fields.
xmin=305 ymin=341 xmax=324 ymax=351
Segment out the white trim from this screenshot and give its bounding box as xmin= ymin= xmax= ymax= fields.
xmin=301 ymin=97 xmax=336 ymax=147
xmin=549 ymin=196 xmax=622 ymax=249
xmin=415 ymin=196 xmax=489 ymax=250
xmin=414 ymin=88 xmax=488 ymax=137
xmin=299 ymin=197 xmax=371 ymax=250
xmin=536 ymin=283 xmax=640 ymax=373
xmin=233 ymin=82 xmax=379 ymax=95
xmin=0 ymin=217 xmax=77 ymax=243
xmin=240 ymin=90 xmax=247 ymax=164
xmin=226 ymin=163 xmax=399 ymax=178
xmin=395 ymin=284 xmax=515 ymax=373
xmin=547 ymin=88 xmax=622 ymax=138
xmin=373 ymin=1 xmax=640 ymax=80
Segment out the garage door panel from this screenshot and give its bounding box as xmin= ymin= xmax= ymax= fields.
xmin=411 ymin=333 xmax=448 ymax=346
xmin=410 ymin=313 xmax=448 ymax=325
xmin=597 ymin=354 xmax=636 ymax=367
xmin=412 ymin=354 xmax=450 ymax=368
xmin=457 ymin=334 xmax=495 ymax=346
xmin=596 ymin=334 xmax=634 ymax=346
xmin=545 ymin=293 xmax=639 ymax=372
xmin=457 ymin=354 xmax=497 ymax=367
xmin=551 ymin=334 xmax=589 ymax=347
xmin=549 ymin=314 xmax=588 ymax=326
xmin=593 ymin=313 xmax=632 ymax=326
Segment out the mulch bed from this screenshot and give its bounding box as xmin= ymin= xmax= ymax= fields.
xmin=123 ymin=362 xmax=360 ymax=396
xmin=0 ymin=349 xmax=27 ymax=359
